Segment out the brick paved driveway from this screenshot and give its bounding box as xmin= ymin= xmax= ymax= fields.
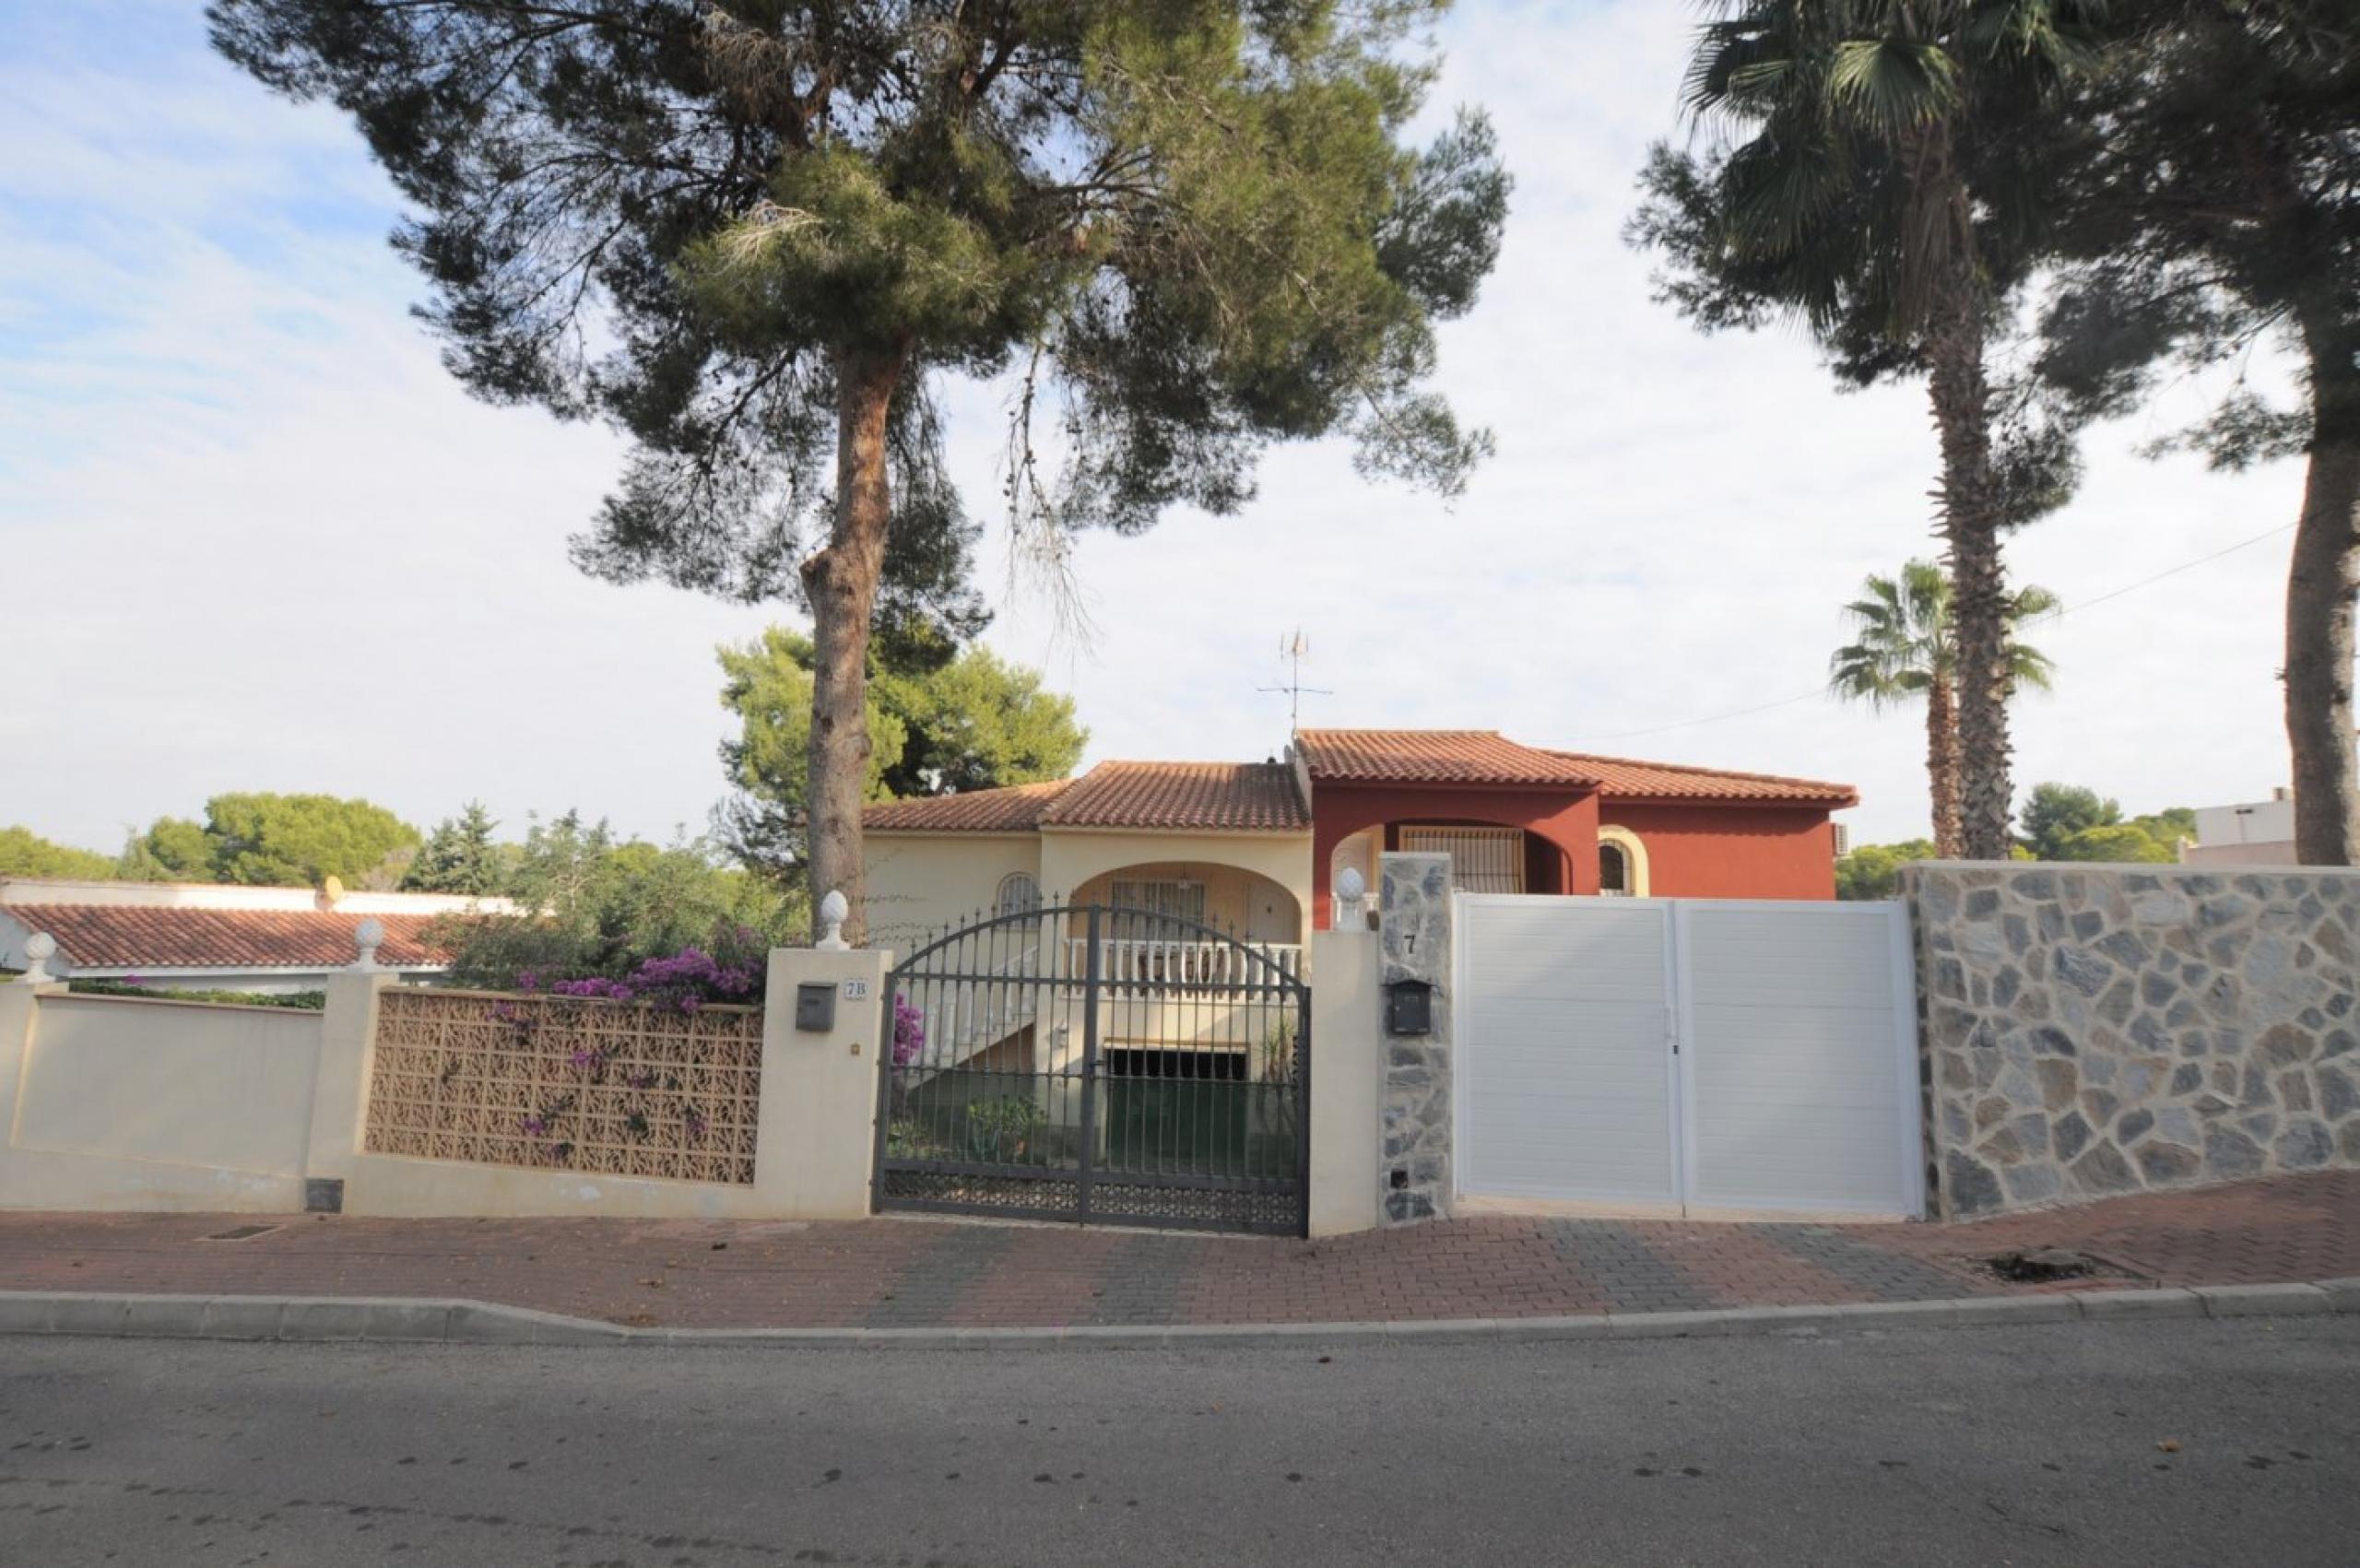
xmin=0 ymin=1172 xmax=2351 ymax=1330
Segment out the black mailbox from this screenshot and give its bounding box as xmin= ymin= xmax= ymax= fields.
xmin=794 ymin=982 xmax=836 ymax=1032
xmin=1385 ymin=978 xmax=1434 ymax=1036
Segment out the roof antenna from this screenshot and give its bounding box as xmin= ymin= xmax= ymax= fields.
xmin=1257 ymin=629 xmax=1332 ymax=736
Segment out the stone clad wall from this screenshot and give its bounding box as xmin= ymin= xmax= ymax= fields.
xmin=1908 ymin=863 xmax=2360 ymax=1217
xmin=1377 ymin=853 xmax=1453 ymax=1225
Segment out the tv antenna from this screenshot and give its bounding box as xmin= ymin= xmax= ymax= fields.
xmin=1257 ymin=629 xmax=1333 ymax=733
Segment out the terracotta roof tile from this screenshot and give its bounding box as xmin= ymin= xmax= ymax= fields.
xmin=1041 ymin=761 xmax=1307 ymax=831
xmin=1548 ymin=751 xmax=1858 ymax=806
xmin=861 ymin=780 xmax=1072 ymax=832
xmin=1294 ymin=729 xmax=1603 ymax=786
xmin=7 ymin=905 xmax=453 ymax=972
xmin=863 ymin=762 xmax=1306 ymax=833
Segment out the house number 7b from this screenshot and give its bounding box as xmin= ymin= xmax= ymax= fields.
xmin=841 ymin=979 xmax=869 ymax=1000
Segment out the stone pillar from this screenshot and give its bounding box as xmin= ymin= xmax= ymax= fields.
xmin=1306 ymin=927 xmax=1382 ymax=1236
xmin=305 ymin=970 xmax=395 ymax=1208
xmin=1378 ymin=852 xmax=1453 ymax=1224
xmin=750 ymin=945 xmax=892 ymax=1220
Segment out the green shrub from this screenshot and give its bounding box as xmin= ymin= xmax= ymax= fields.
xmin=65 ymin=979 xmax=325 ymax=1009
xmin=963 ymin=1096 xmax=1045 ymax=1163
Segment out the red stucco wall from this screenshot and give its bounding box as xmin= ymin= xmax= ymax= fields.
xmin=1312 ymin=783 xmax=1599 ymax=927
xmin=1599 ymin=804 xmax=1838 ymax=900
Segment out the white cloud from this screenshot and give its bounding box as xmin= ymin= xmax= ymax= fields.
xmin=0 ymin=1 xmax=2309 ymax=857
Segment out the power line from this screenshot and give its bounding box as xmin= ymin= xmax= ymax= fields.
xmin=1591 ymin=521 xmax=2298 ymax=743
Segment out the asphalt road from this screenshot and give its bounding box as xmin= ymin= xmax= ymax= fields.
xmin=2 ymin=1318 xmax=2354 ymax=1567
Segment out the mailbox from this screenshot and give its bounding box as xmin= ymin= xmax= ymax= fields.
xmin=1385 ymin=978 xmax=1434 ymax=1036
xmin=794 ymin=982 xmax=837 ymax=1032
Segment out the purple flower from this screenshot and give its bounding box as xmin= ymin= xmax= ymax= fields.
xmin=891 ymin=996 xmax=926 ymax=1067
xmin=570 ymin=1048 xmax=599 ymax=1068
xmin=520 ymin=1115 xmax=546 ymax=1136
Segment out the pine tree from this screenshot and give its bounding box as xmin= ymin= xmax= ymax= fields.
xmin=211 ymin=1 xmax=1508 ymax=938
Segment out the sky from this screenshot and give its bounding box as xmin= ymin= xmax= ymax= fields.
xmin=0 ymin=2 xmax=2307 ymax=858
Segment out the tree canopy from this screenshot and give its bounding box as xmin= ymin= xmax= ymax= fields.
xmin=209 ymin=0 xmax=1509 ymax=939
xmin=401 ymin=801 xmax=512 ymax=896
xmin=115 ymin=794 xmax=421 ymax=889
xmin=2016 ymin=783 xmax=2194 ymax=862
xmin=715 ymin=628 xmax=1086 ymax=875
xmin=1632 ymin=0 xmax=2106 ymax=859
xmin=2027 ymin=0 xmax=2360 ymax=864
xmin=0 ymin=826 xmax=118 ymax=881
xmin=1835 ymin=838 xmax=1939 ymax=902
xmin=431 ymin=811 xmax=802 ymax=989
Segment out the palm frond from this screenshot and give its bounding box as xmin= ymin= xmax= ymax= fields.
xmin=1827 ymin=39 xmax=1962 ymax=136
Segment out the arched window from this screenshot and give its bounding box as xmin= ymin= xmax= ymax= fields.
xmin=1596 ymin=826 xmax=1649 ymax=898
xmin=994 ymin=871 xmax=1041 ymax=917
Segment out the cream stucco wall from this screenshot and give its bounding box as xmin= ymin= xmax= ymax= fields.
xmin=0 ymin=988 xmax=321 ymax=1212
xmin=1040 ymin=829 xmax=1312 ymax=940
xmin=1069 ymin=861 xmax=1304 ymax=943
xmin=866 ymin=826 xmax=1314 ymax=954
xmin=1307 ymin=929 xmax=1381 ymax=1236
xmin=862 ymin=833 xmax=1040 ymax=955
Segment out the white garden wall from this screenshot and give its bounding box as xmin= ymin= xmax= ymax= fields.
xmin=0 ymin=989 xmax=322 ymax=1210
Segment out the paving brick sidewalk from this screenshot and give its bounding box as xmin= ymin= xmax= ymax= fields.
xmin=1 ymin=1172 xmax=2352 ymax=1331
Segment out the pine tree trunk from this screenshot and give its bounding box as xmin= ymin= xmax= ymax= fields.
xmin=1919 ymin=179 xmax=2012 ymax=861
xmin=800 ymin=348 xmax=903 ymax=946
xmin=1926 ymin=672 xmax=1963 ymax=859
xmin=2285 ymin=314 xmax=2360 ymax=866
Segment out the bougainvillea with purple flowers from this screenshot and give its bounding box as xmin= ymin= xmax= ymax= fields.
xmin=892 ymin=995 xmax=926 ymax=1067
xmin=503 ymin=931 xmax=768 ymax=1013
xmin=475 ymin=925 xmax=771 ymax=1168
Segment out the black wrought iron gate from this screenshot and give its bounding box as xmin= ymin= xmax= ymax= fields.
xmin=873 ymin=903 xmax=1310 ymax=1235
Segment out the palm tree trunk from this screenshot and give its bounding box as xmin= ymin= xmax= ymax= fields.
xmin=800 ymin=346 xmax=903 ymax=945
xmin=2285 ymin=310 xmax=2360 ymax=865
xmin=1926 ymin=672 xmax=1963 ymax=859
xmin=1916 ymin=133 xmax=2013 ymax=862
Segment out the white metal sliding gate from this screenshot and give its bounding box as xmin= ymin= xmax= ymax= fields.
xmin=1455 ymin=895 xmax=1923 ymax=1219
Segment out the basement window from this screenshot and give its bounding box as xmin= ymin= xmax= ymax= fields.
xmin=1103 ymin=1047 xmax=1248 ymax=1080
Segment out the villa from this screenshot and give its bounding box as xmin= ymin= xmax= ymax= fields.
xmin=860 ymin=727 xmax=1858 ymax=961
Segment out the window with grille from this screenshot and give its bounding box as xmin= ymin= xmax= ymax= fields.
xmin=1400 ymin=826 xmax=1526 ymax=894
xmin=994 ymin=872 xmax=1040 ymax=917
xmin=1599 ymin=842 xmax=1632 ymax=896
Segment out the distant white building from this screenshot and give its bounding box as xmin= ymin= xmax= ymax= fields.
xmin=0 ymin=878 xmax=517 ymax=994
xmin=2181 ymin=788 xmax=2296 ymax=868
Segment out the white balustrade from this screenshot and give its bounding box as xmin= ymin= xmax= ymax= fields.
xmin=1066 ymin=937 xmax=1303 ymax=987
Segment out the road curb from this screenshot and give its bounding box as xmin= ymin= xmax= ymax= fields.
xmin=0 ymin=1283 xmax=2350 ymax=1349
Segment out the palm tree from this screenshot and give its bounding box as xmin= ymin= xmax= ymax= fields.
xmin=1671 ymin=0 xmax=2105 ymax=858
xmin=1832 ymin=560 xmax=2058 ymax=857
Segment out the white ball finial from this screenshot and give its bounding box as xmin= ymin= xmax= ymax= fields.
xmin=1333 ymin=866 xmax=1369 ymax=930
xmin=20 ymin=931 xmax=57 ymax=984
xmin=817 ymin=890 xmax=851 ymax=951
xmin=353 ymin=917 xmax=385 ymax=972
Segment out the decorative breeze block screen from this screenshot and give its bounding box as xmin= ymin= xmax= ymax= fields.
xmin=365 ymin=988 xmax=763 ymax=1185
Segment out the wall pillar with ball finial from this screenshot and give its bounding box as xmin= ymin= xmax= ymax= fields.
xmin=748 ymin=892 xmax=892 ymax=1218
xmin=0 ymin=937 xmax=66 ymax=1164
